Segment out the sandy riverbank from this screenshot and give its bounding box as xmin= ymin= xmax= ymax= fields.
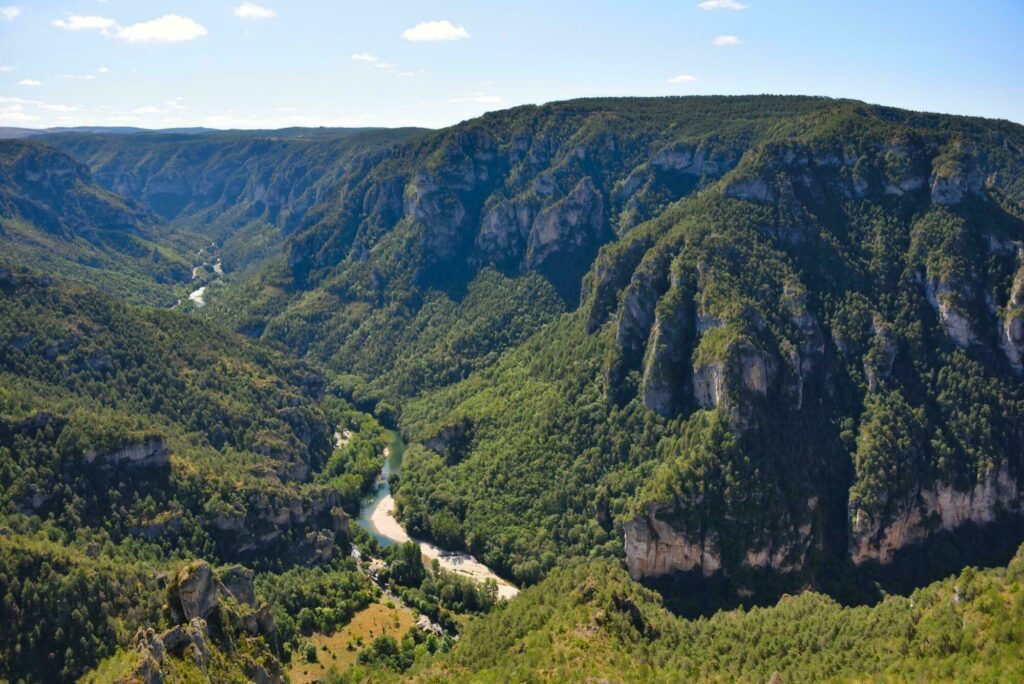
xmin=367 ymin=494 xmax=519 ymax=599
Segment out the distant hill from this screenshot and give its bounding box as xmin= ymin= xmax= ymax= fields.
xmin=0 ymin=139 xmax=192 ymax=304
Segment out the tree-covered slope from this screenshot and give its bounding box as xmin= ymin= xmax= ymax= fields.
xmin=0 ymin=266 xmax=406 ymax=682
xmin=0 ymin=266 xmax=351 ymax=569
xmin=384 ymin=547 xmax=1024 ymax=682
xmin=0 ymin=140 xmax=192 ymax=305
xmin=389 ymin=100 xmax=1024 ymax=596
xmin=41 ymin=127 xmax=429 ymax=280
xmin=203 ymin=96 xmax=847 ymax=411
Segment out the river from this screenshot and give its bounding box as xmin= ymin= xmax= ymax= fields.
xmin=355 ymin=432 xmax=519 ymax=599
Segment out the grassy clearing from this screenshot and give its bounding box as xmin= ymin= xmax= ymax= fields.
xmin=288 ymin=600 xmax=416 ymax=684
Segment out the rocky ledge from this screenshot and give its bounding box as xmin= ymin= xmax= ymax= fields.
xmin=849 ymin=464 xmax=1023 ymax=565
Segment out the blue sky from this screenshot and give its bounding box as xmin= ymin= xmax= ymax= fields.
xmin=1 ymin=0 xmax=1022 ymax=130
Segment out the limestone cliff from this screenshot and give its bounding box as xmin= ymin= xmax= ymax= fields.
xmin=849 ymin=464 xmax=1023 ymax=565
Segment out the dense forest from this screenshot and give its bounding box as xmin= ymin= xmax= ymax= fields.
xmin=2 ymin=95 xmax=1023 ymax=682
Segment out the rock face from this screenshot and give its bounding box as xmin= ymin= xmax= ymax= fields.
xmin=865 ymin=317 xmax=898 ymax=392
xmin=691 ymin=337 xmax=776 ymax=426
xmin=166 ymin=560 xmax=276 ymax=636
xmin=424 ymin=417 xmax=474 ymax=464
xmin=524 ymin=176 xmax=607 ymax=271
xmin=83 ymin=438 xmax=170 ymax=467
xmin=624 ymin=503 xmax=814 ymax=579
xmin=203 ymin=485 xmax=349 ymax=564
xmin=724 ymin=177 xmax=774 ymax=203
xmin=641 ymin=286 xmax=695 ymax=417
xmin=126 ymin=619 xmax=211 ymax=684
xmin=1000 ymin=258 xmax=1024 ymax=371
xmin=922 ymin=275 xmax=977 ymax=348
xmin=167 ymin=561 xmax=221 ymax=623
xmin=930 ymin=154 xmax=984 ymax=206
xmin=623 ymin=507 xmax=722 ymax=579
xmin=849 ymin=464 xmax=1023 ymax=565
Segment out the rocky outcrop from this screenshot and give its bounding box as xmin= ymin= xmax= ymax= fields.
xmin=624 ymin=502 xmax=814 ymax=579
xmin=83 ymin=438 xmax=170 ymax=467
xmin=125 ymin=560 xmax=281 ymax=684
xmin=849 ymin=464 xmax=1023 ymax=565
xmin=218 ymin=565 xmax=257 ymax=607
xmin=167 ymin=561 xmax=221 ymax=623
xmin=615 ymin=254 xmax=670 ymax=357
xmin=930 ymin=149 xmax=985 ymax=206
xmin=524 ymin=177 xmax=606 ymax=271
xmin=724 ymin=177 xmax=773 ymax=203
xmin=649 ymin=141 xmax=738 ymax=177
xmin=583 ymin=236 xmax=652 ymax=333
xmin=476 ymin=198 xmax=534 ymax=261
xmin=692 ymin=337 xmax=776 ymax=424
xmin=922 ymin=275 xmax=977 ymax=348
xmin=205 ymin=486 xmax=349 ymax=563
xmin=416 ymin=614 xmax=445 ymax=636
xmin=125 ymin=619 xmax=212 ymax=684
xmin=864 ymin=317 xmax=898 ymax=392
xmin=623 ymin=506 xmax=722 ymax=579
xmin=424 ymin=417 xmax=474 ymax=464
xmin=641 ymin=284 xmax=695 ymax=416
xmin=780 ymin=285 xmax=825 ymax=409
xmin=167 ymin=560 xmax=276 ymax=633
xmin=1000 ymin=258 xmax=1024 ymax=371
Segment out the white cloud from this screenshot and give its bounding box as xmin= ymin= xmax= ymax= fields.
xmin=117 ymin=15 xmax=207 ymax=43
xmin=234 ymin=2 xmax=275 ymax=20
xmin=61 ymin=74 xmax=96 ymax=81
xmin=0 ymin=6 xmax=20 ymax=22
xmin=166 ymin=97 xmax=187 ymax=111
xmin=0 ymin=107 xmax=38 ymax=124
xmin=697 ymin=0 xmax=749 ymax=10
xmin=18 ymin=79 xmax=41 ymax=87
xmin=97 ymin=66 xmax=111 ymax=73
xmin=132 ymin=106 xmax=168 ymax=114
xmin=0 ymin=65 xmax=14 ymax=72
xmin=351 ymin=53 xmax=423 ymax=78
xmin=402 ymin=20 xmax=469 ymax=42
xmin=668 ymin=74 xmax=698 ymax=83
xmin=42 ymin=103 xmax=80 ymax=112
xmin=53 ymin=15 xmax=115 ymax=31
xmin=712 ymin=34 xmax=741 ymax=46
